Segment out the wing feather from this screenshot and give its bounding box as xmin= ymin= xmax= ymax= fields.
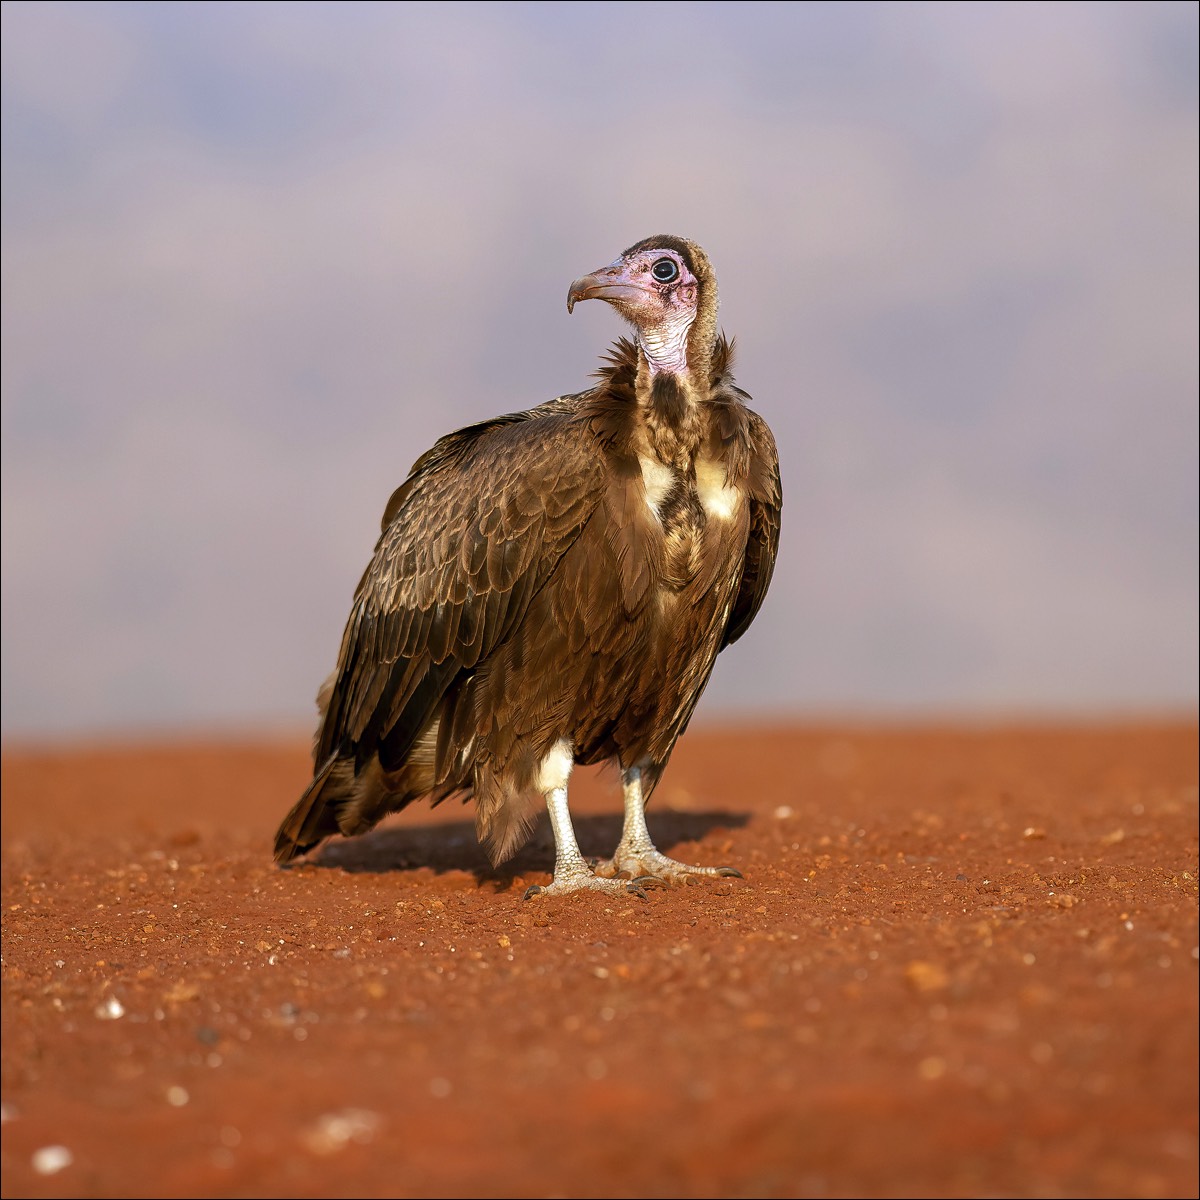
xmin=722 ymin=410 xmax=782 ymax=648
xmin=315 ymin=405 xmax=606 ymax=768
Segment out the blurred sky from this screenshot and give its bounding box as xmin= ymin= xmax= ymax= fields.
xmin=2 ymin=0 xmax=1197 ymax=739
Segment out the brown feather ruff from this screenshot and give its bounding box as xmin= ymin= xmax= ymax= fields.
xmin=274 ymin=286 xmax=781 ymax=870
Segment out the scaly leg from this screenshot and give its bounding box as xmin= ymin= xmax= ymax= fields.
xmin=523 ymin=786 xmax=650 ymax=900
xmin=592 ymin=767 xmax=743 ymax=886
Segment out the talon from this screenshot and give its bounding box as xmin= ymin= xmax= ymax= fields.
xmin=523 ymin=884 xmax=545 ymax=900
xmin=626 ymin=882 xmax=649 ymax=900
xmin=718 ymin=867 xmax=743 ymax=878
xmin=631 ymin=874 xmax=668 ymax=890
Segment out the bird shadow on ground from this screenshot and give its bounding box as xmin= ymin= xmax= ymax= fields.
xmin=302 ymin=810 xmax=751 ymax=891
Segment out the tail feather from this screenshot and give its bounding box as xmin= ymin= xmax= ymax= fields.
xmin=273 ymin=755 xmax=344 ymax=864
xmin=274 ymin=743 xmax=441 ymax=864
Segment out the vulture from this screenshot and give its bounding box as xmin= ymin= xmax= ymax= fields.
xmin=274 ymin=235 xmax=782 ymax=897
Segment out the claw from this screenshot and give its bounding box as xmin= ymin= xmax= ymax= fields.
xmin=523 ymin=884 xmax=544 ymax=900
xmin=631 ymin=875 xmax=668 ymax=891
xmin=718 ymin=867 xmax=743 ymax=878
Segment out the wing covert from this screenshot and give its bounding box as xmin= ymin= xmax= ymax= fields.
xmin=721 ymin=410 xmax=781 ymax=649
xmin=315 ymin=406 xmax=605 ymax=767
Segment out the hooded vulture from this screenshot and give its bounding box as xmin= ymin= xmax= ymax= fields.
xmin=274 ymin=235 xmax=782 ymax=897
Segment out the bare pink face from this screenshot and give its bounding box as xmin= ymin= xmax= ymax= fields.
xmin=567 ymin=246 xmax=700 ymax=375
xmin=567 ymin=247 xmax=699 ymax=327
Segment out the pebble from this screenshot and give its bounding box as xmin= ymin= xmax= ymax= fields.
xmin=300 ymin=1108 xmax=380 ymax=1155
xmin=32 ymin=1145 xmax=73 ymax=1175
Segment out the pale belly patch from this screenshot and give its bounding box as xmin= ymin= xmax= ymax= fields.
xmin=695 ymin=457 xmax=742 ymax=521
xmin=638 ymin=454 xmax=675 ymax=518
xmin=639 ymin=454 xmax=742 ymax=524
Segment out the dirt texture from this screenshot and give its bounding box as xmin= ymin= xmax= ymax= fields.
xmin=1 ymin=722 xmax=1197 ymax=1199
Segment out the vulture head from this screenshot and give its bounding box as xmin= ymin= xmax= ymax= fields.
xmin=568 ymin=235 xmax=719 ymax=379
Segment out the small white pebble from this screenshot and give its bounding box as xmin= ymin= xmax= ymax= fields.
xmin=95 ymin=996 xmax=125 ymax=1020
xmin=773 ymin=806 xmax=794 ymax=820
xmin=300 ymin=1108 xmax=381 ymax=1154
xmin=166 ymin=1086 xmax=189 ymax=1107
xmin=32 ymin=1145 xmax=73 ymax=1175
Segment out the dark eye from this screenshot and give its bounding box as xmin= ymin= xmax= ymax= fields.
xmin=651 ymin=257 xmax=679 ymax=283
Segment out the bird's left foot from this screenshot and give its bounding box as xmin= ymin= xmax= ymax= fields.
xmin=523 ymin=868 xmax=656 ymax=901
xmin=592 ymin=847 xmax=742 ymax=887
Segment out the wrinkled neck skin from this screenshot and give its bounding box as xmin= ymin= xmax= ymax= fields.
xmin=637 ymin=307 xmax=696 ymax=377
xmin=634 ymin=323 xmax=708 ymax=469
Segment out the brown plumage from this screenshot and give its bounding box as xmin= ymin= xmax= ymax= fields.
xmin=274 ymin=235 xmax=782 ymax=896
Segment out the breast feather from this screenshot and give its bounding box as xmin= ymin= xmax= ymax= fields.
xmin=638 ymin=454 xmax=677 ymax=519
xmin=695 ymin=456 xmax=742 ymax=521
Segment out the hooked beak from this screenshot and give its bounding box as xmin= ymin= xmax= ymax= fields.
xmin=566 ymin=264 xmax=648 ymax=314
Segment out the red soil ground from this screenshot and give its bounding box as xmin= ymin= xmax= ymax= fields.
xmin=1 ymin=721 xmax=1197 ymax=1198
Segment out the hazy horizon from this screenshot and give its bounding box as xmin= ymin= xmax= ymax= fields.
xmin=3 ymin=1 xmax=1197 ymax=739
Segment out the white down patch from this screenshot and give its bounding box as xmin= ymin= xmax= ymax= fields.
xmin=695 ymin=457 xmax=741 ymax=521
xmin=535 ymin=738 xmax=575 ymax=793
xmin=639 ymin=454 xmax=676 ymax=519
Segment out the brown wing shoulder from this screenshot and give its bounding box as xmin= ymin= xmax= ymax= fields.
xmin=722 ymin=407 xmax=781 ymax=649
xmin=316 ymin=403 xmax=605 ymax=766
